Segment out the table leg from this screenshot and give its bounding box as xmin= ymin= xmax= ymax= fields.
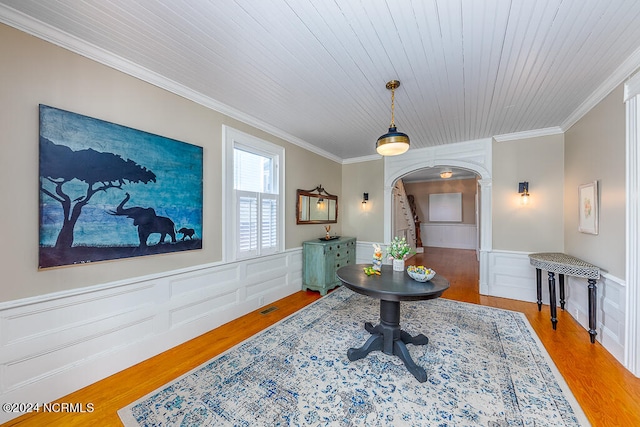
xmin=548 ymin=271 xmax=557 ymax=330
xmin=401 ymin=330 xmax=429 ymax=345
xmin=347 ymin=334 xmax=383 ymax=361
xmin=559 ymin=274 xmax=566 ymax=310
xmin=378 ymin=300 xmax=401 ymax=355
xmin=347 ymin=299 xmax=428 ymax=382
xmin=588 ymin=278 xmax=597 ymax=343
xmin=393 ymin=340 xmax=427 ymax=383
xmin=536 ymin=268 xmax=542 ymax=311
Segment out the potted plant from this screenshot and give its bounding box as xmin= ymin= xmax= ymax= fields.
xmin=386 ymin=236 xmax=414 ymax=271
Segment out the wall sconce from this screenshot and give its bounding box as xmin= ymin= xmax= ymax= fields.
xmin=518 ymin=182 xmax=530 ymax=205
xmin=362 ymin=193 xmax=369 ymax=204
xmin=316 ymin=197 xmax=325 ymax=209
xmin=440 ymin=170 xmax=453 ymax=179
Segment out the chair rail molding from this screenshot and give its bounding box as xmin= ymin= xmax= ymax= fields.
xmin=488 ymin=250 xmax=626 ymax=363
xmin=0 ymin=249 xmax=302 ymax=424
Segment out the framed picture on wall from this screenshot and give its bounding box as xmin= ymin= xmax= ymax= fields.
xmin=578 ymin=181 xmax=598 ymax=235
xmin=428 ymin=192 xmax=462 ymax=222
xmin=39 ymin=104 xmax=203 ymax=268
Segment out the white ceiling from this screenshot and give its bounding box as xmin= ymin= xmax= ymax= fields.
xmin=2 ymin=0 xmax=640 ymax=162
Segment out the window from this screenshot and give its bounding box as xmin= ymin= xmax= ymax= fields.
xmin=223 ymin=126 xmax=284 ymax=260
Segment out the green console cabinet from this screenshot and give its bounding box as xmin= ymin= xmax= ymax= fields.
xmin=302 ymin=236 xmax=356 ymax=295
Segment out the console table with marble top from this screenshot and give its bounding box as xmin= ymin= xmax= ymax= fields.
xmin=528 ymin=252 xmax=601 ymax=343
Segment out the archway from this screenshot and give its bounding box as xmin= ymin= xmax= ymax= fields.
xmin=382 ymin=138 xmax=492 ymax=294
xmin=397 ymin=166 xmax=480 ymax=254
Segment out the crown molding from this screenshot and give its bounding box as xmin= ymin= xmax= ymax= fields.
xmin=493 ymin=127 xmax=563 ymax=143
xmin=341 ymin=154 xmax=381 ymax=164
xmin=4 ymin=1 xmax=640 ymax=163
xmin=562 ymin=44 xmax=640 ymax=131
xmin=0 ymin=4 xmax=342 ymax=164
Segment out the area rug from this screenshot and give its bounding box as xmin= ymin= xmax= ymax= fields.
xmin=118 ymin=287 xmax=589 ymax=426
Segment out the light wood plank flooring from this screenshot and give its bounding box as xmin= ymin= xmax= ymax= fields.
xmin=4 ymin=247 xmax=640 ymax=426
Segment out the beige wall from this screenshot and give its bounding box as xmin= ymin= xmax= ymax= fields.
xmin=3 ymin=20 xmax=630 ymax=303
xmin=341 ymin=160 xmax=385 ymax=242
xmin=564 ymin=85 xmax=626 ymax=278
xmin=404 ymin=179 xmax=477 ymax=225
xmin=492 ymin=134 xmax=565 ymax=252
xmin=286 ymin=145 xmax=342 ymax=246
xmin=0 ymin=24 xmax=340 ymax=302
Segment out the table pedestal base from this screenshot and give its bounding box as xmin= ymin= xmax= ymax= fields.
xmin=347 ymin=300 xmax=428 ymax=382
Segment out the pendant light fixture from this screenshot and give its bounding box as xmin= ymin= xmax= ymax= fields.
xmin=376 ymin=80 xmax=410 ymax=156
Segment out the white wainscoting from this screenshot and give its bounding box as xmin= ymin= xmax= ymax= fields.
xmin=421 ymin=223 xmax=477 ymax=250
xmin=565 ymin=273 xmax=626 ymax=363
xmin=487 ymin=250 xmax=539 ymax=303
xmin=0 ymin=249 xmax=302 ymax=424
xmin=357 ymin=246 xmax=627 ymax=365
xmin=356 ymin=240 xmax=376 ymax=264
xmin=487 ymin=250 xmax=626 ymax=365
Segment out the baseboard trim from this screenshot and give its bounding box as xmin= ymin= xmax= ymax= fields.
xmin=487 ymin=250 xmax=626 ymax=365
xmin=0 ymin=249 xmax=302 ymax=423
xmin=1 ymin=247 xmax=627 ymax=422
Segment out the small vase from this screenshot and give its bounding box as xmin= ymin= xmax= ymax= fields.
xmin=392 ymin=258 xmax=405 ymax=272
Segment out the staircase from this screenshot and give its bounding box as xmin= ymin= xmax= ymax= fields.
xmin=392 ymin=179 xmax=417 ymax=249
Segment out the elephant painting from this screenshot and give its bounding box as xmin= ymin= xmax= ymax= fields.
xmin=178 ymin=227 xmax=196 ymax=240
xmin=110 ymin=193 xmax=176 ymax=247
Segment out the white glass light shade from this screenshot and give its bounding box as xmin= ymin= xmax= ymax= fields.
xmin=376 ymin=127 xmax=410 ymax=156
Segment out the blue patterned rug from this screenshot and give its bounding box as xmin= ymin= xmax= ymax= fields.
xmin=118 ymin=287 xmax=589 ymax=426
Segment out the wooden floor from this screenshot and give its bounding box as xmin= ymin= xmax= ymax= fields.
xmin=4 ymin=248 xmax=640 ymax=426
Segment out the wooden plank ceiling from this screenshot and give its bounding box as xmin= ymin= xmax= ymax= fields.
xmin=2 ymin=0 xmax=640 ymax=161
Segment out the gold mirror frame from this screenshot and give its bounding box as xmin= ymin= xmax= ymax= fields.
xmin=296 ymin=185 xmax=338 ymax=224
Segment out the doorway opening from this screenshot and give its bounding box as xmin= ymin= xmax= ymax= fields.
xmin=392 ymin=167 xmax=481 ymax=293
xmin=382 ymin=138 xmax=493 ymax=295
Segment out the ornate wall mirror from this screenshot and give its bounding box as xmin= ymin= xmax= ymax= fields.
xmin=296 ymin=185 xmax=338 ymax=224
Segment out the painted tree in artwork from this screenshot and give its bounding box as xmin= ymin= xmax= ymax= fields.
xmin=39 ymin=136 xmax=157 ymax=248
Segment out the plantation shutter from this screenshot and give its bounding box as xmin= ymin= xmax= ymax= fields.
xmin=237 ymin=191 xmax=258 ymax=257
xmin=260 ymin=194 xmax=278 ymax=254
xmin=234 ymin=146 xmax=278 ymax=258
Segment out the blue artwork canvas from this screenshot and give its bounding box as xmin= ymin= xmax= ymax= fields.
xmin=39 ymin=104 xmax=203 ymax=268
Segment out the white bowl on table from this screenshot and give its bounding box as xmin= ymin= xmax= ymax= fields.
xmin=406 ymin=265 xmax=436 ymax=282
